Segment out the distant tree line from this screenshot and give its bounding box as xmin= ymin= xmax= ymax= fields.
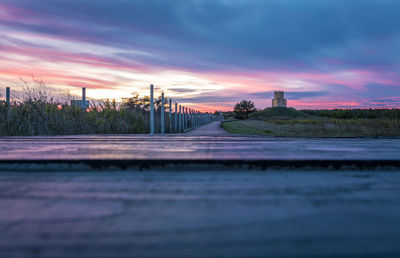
xmin=301 ymin=109 xmax=400 ymax=119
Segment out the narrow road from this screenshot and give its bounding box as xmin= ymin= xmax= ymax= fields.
xmin=185 ymin=121 xmax=231 ymax=136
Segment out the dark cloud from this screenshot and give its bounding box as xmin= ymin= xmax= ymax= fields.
xmin=248 ymin=91 xmax=329 ymax=100
xmin=1 ymin=0 xmax=400 ymax=72
xmin=176 ymin=90 xmax=329 ymax=103
xmin=168 ymin=88 xmax=196 ymax=94
xmin=363 ymin=83 xmax=400 ymax=99
xmin=176 ymin=94 xmax=240 ymax=103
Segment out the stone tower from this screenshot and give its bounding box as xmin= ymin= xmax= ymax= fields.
xmin=272 ymin=91 xmax=287 ymax=108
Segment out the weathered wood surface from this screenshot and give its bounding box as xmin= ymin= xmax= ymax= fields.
xmin=1 ymin=170 xmax=400 ymax=257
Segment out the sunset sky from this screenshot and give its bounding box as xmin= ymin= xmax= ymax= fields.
xmin=0 ymin=0 xmax=400 ymax=111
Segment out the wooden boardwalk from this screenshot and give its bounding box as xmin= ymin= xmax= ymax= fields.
xmin=1 ymin=170 xmax=400 ymax=257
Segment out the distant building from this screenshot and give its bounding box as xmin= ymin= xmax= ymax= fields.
xmin=71 ymin=87 xmax=89 ymax=109
xmin=272 ymin=91 xmax=287 ymax=108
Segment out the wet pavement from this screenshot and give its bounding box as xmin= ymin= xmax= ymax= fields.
xmin=1 ymin=170 xmax=400 ymax=257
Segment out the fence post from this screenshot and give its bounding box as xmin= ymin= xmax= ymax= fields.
xmin=150 ymin=84 xmax=154 ymax=135
xmin=6 ymin=87 xmax=10 ymax=106
xmin=179 ymin=105 xmax=182 ymax=132
xmin=182 ymin=106 xmax=185 ymax=131
xmin=189 ymin=109 xmax=191 ymax=128
xmin=161 ymin=92 xmax=165 ymax=135
xmin=169 ymin=99 xmax=172 ymax=133
xmin=183 ymin=107 xmax=186 ymax=131
xmin=187 ymin=108 xmax=189 ymax=129
xmin=174 ymin=102 xmax=178 ymax=133
xmin=181 ymin=106 xmax=184 ymax=132
xmin=185 ymin=108 xmax=189 ymax=129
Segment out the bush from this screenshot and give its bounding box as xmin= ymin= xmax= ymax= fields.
xmin=234 ymin=99 xmax=256 ymax=119
xmin=0 ymin=82 xmax=176 ymax=136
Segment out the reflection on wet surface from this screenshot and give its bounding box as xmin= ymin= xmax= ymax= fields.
xmin=0 ymin=171 xmax=400 ymax=257
xmin=1 ymin=135 xmax=400 ymax=160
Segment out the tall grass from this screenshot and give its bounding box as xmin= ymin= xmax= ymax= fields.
xmin=0 ymin=80 xmax=174 ymax=136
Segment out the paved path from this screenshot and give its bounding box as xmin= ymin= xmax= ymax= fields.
xmin=1 ymin=170 xmax=400 ymax=257
xmin=185 ymin=121 xmax=230 ymax=136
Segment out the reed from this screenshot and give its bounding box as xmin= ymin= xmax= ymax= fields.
xmin=0 ymin=81 xmax=171 ymax=136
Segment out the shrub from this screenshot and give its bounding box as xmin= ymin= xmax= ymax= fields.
xmin=233 ymin=99 xmax=256 ymax=119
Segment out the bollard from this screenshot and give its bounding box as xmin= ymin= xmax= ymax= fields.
xmin=161 ymin=92 xmax=165 ymax=135
xmin=150 ymin=84 xmax=154 ymax=135
xmin=174 ymin=102 xmax=178 ymax=133
xmin=6 ymin=87 xmax=10 ymax=106
xmin=169 ymin=99 xmax=172 ymax=133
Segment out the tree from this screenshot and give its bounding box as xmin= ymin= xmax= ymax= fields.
xmin=234 ymin=99 xmax=256 ymax=119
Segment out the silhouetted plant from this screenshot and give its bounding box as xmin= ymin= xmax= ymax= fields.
xmin=234 ymin=99 xmax=256 ymax=119
xmin=0 ymin=80 xmax=176 ymax=136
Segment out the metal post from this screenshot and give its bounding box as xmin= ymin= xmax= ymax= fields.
xmin=174 ymin=102 xmax=178 ymax=133
xmin=169 ymin=99 xmax=172 ymax=133
xmin=161 ymin=92 xmax=165 ymax=135
xmin=181 ymin=106 xmax=184 ymax=132
xmin=189 ymin=109 xmax=191 ymax=128
xmin=179 ymin=105 xmax=182 ymax=132
xmin=185 ymin=107 xmax=188 ymax=130
xmin=150 ymin=84 xmax=154 ymax=135
xmin=6 ymin=87 xmax=10 ymax=106
xmin=183 ymin=107 xmax=186 ymax=131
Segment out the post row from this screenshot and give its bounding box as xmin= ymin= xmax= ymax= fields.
xmin=149 ymin=84 xmax=215 ymax=135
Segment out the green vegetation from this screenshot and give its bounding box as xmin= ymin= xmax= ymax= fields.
xmin=250 ymin=107 xmax=310 ymax=119
xmin=233 ymin=99 xmax=256 ymax=119
xmin=301 ymin=109 xmax=400 ymax=119
xmin=222 ymin=107 xmax=400 ymax=137
xmin=0 ymin=81 xmax=172 ymax=136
